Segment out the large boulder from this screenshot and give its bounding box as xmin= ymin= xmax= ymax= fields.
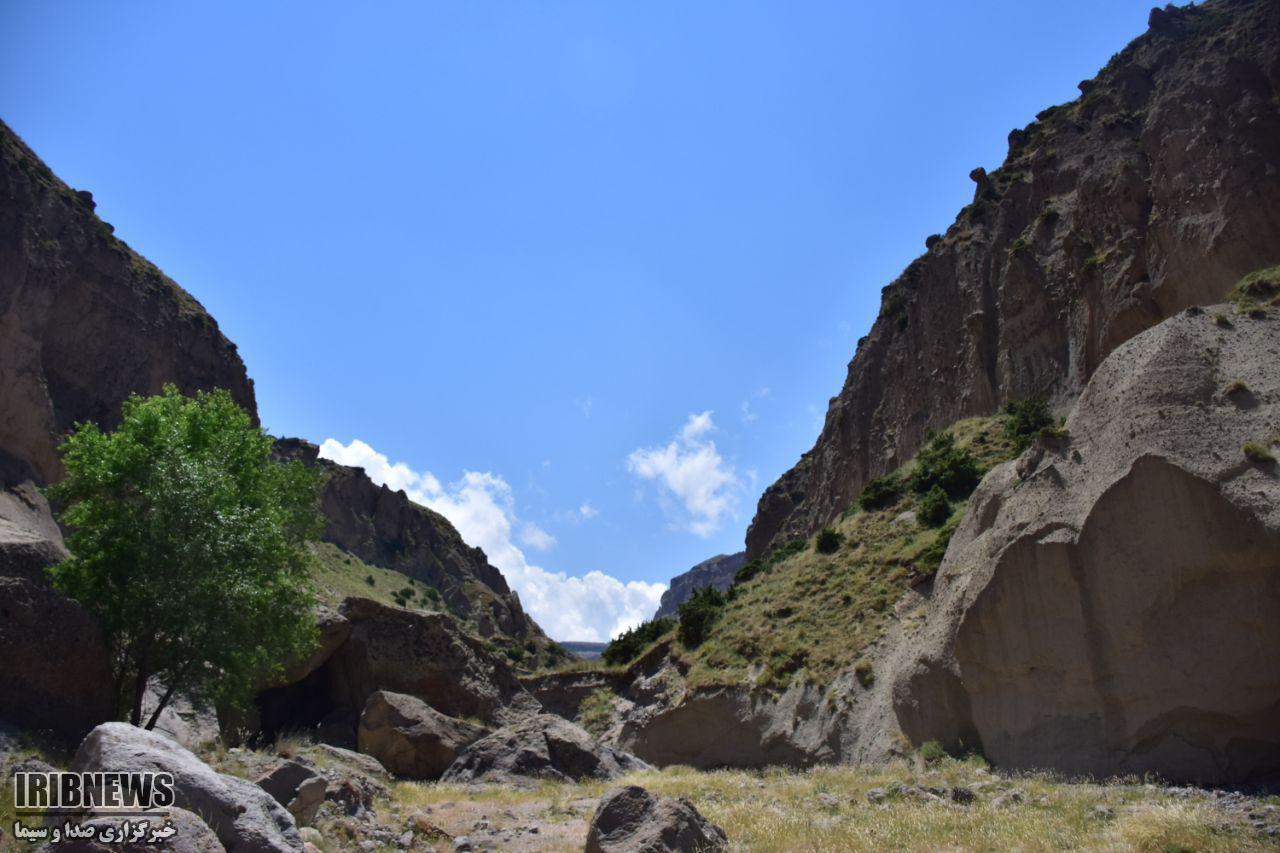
xmin=73 ymin=722 xmax=302 ymax=852
xmin=585 ymin=785 xmax=728 ymax=853
xmin=356 ymin=690 xmax=488 ymax=780
xmin=255 ymin=760 xmax=327 ymax=827
xmin=442 ymin=714 xmax=649 ymax=784
xmin=894 ymin=307 xmax=1280 ymax=785
xmin=327 ymin=597 xmax=539 ymax=725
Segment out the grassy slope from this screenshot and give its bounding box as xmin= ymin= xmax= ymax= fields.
xmin=681 ymin=416 xmax=1018 ymax=690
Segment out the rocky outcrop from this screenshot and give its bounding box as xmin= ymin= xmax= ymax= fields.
xmin=894 ymin=306 xmax=1280 ymax=785
xmin=585 ymin=785 xmax=728 ymax=853
xmin=441 ymin=714 xmax=650 ymax=783
xmin=0 ymin=485 xmax=113 ymax=738
xmin=652 ymin=552 xmax=745 ymax=620
xmin=255 ymin=597 xmax=539 ymax=745
xmin=747 ymin=0 xmax=1280 ymax=559
xmin=0 ymin=119 xmax=256 ymax=489
xmin=357 ymin=690 xmax=489 ymax=780
xmin=73 ymin=722 xmax=302 ymax=852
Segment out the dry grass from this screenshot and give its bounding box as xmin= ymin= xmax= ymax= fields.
xmin=385 ymin=759 xmax=1274 ymax=852
xmin=682 ymin=416 xmax=1015 ymax=690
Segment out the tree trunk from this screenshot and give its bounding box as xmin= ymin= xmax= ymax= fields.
xmin=143 ymin=681 xmax=178 ymax=731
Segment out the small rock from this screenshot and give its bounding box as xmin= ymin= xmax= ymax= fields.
xmin=992 ymin=789 xmax=1025 ymax=808
xmin=398 ymin=830 xmax=414 ymax=847
xmin=1092 ymin=805 xmax=1115 ymax=821
xmin=585 ymin=785 xmax=728 ymax=853
xmin=453 ymin=837 xmax=473 ymax=852
xmin=866 ymin=787 xmax=889 ymax=804
xmin=950 ymin=786 xmax=976 ymax=805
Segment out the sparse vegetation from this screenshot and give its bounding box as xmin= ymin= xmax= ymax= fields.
xmin=682 ymin=417 xmax=1017 ymax=690
xmin=1213 ymin=312 xmax=1232 ymax=328
xmin=1243 ymin=441 xmax=1275 ymax=464
xmin=577 ymin=688 xmax=616 ymax=737
xmin=918 ymin=739 xmax=948 ymax=765
xmin=815 ymin=527 xmax=843 ymax=554
xmin=733 ymin=539 xmax=806 ymax=586
xmin=854 ymin=659 xmax=875 ymax=688
xmin=1231 ymin=264 xmax=1280 ymax=314
xmin=377 ymin=761 xmax=1274 ymax=853
xmin=1225 ymin=379 xmax=1250 ymax=396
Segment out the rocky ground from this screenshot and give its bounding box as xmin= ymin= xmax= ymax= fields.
xmin=206 ymin=741 xmax=1280 ymax=851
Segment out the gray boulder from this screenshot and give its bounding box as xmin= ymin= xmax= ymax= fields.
xmin=585 ymin=785 xmax=727 ymax=853
xmin=255 ymin=760 xmax=327 ymax=826
xmin=442 ymin=714 xmax=649 ymax=784
xmin=357 ymin=690 xmax=488 ymax=780
xmin=73 ymin=723 xmax=302 ymax=852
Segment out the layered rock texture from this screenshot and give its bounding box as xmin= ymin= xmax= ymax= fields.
xmin=894 ymin=305 xmax=1280 ymax=785
xmin=652 ymin=552 xmax=745 ymax=620
xmin=747 ymin=0 xmax=1280 ymax=559
xmin=442 ymin=713 xmax=650 ymax=784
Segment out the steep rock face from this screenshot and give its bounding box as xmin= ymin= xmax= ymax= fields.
xmin=0 ymin=120 xmax=256 ymax=488
xmin=894 ymin=306 xmax=1280 ymax=785
xmin=0 ymin=484 xmax=114 ymax=737
xmin=274 ymin=438 xmax=545 ymax=644
xmin=748 ymin=0 xmax=1280 ymax=559
xmin=652 ymin=552 xmax=745 ymax=620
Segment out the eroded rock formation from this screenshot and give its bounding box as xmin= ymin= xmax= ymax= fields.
xmin=894 ymin=306 xmax=1280 ymax=785
xmin=748 ymin=0 xmax=1280 ymax=559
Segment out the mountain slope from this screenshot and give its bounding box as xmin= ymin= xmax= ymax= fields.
xmin=747 ymin=0 xmax=1280 ymax=559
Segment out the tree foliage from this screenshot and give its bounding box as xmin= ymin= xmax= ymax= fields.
xmin=678 ymin=586 xmax=726 ymax=649
xmin=1002 ymin=396 xmax=1055 ymax=452
xmin=49 ymin=385 xmax=320 ymax=728
xmin=917 ymin=485 xmax=951 ymax=528
xmin=907 ymin=431 xmax=981 ymax=499
xmin=602 ymin=617 xmax=675 ymax=666
xmin=858 ymin=472 xmax=903 ymax=511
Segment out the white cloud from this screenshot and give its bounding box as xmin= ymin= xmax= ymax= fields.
xmin=740 ymin=386 xmax=771 ymax=425
xmin=519 ymin=522 xmax=556 ymax=551
xmin=578 ymin=502 xmax=599 ymax=520
xmin=318 ymin=439 xmax=663 ymax=642
xmin=626 ymin=411 xmax=742 ymax=537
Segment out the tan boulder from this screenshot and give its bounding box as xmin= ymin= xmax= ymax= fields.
xmin=357 ymin=690 xmax=488 ymax=780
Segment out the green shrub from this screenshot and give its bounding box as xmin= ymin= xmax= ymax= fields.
xmin=678 ymin=586 xmax=727 ymax=649
xmin=1231 ymin=265 xmax=1280 ymax=310
xmin=1002 ymin=396 xmax=1054 ymax=452
xmin=815 ymin=528 xmax=843 ymax=555
xmin=364 ymin=574 xmax=375 ymax=587
xmin=908 ymin=431 xmax=981 ymax=499
xmin=918 ymin=485 xmax=951 ymax=528
xmin=858 ymin=472 xmax=903 ymax=511
xmin=919 ymin=740 xmax=948 ymax=764
xmin=577 ymin=688 xmax=615 ymax=737
xmin=602 ymin=617 xmax=676 ymax=666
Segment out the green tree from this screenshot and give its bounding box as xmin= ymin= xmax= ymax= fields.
xmin=49 ymin=386 xmax=320 ymax=729
xmin=1002 ymin=396 xmax=1054 ymax=452
xmin=917 ymin=485 xmax=951 ymax=528
xmin=678 ymin=586 xmax=726 ymax=649
xmin=907 ymin=431 xmax=981 ymax=499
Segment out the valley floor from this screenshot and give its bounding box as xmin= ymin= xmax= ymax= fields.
xmin=293 ymin=753 xmax=1280 ymax=851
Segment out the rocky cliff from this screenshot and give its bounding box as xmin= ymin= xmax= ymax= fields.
xmin=653 ymin=552 xmax=745 ymax=620
xmin=0 ymin=118 xmax=257 ymax=488
xmin=747 ymin=0 xmax=1280 ymax=559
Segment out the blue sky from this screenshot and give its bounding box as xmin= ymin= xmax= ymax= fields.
xmin=2 ymin=1 xmax=1156 ymax=640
